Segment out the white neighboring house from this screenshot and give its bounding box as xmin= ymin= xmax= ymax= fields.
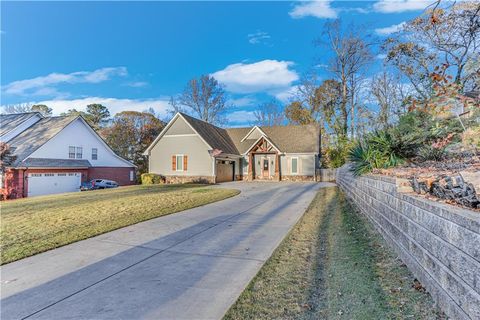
xmin=0 ymin=112 xmax=135 ymax=198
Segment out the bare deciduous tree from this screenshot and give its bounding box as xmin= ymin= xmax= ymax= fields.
xmin=370 ymin=71 xmax=412 ymax=129
xmin=384 ymin=1 xmax=480 ymax=97
xmin=253 ymin=100 xmax=285 ymax=126
xmin=284 ymin=71 xmax=323 ymax=125
xmin=320 ymin=19 xmax=373 ymax=138
xmin=170 ymin=75 xmax=229 ymax=125
xmin=2 ymin=103 xmax=33 ymax=114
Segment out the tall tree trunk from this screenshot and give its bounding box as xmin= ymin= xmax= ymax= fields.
xmin=341 ymin=75 xmax=348 ymax=138
xmin=350 ymin=82 xmax=355 ymax=139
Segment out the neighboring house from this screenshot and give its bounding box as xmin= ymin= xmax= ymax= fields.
xmin=0 ymin=112 xmax=135 ymax=198
xmin=144 ymin=112 xmax=321 ymax=183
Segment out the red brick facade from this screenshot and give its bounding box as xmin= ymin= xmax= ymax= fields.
xmin=88 ymin=167 xmax=136 ymax=186
xmin=3 ymin=167 xmax=135 ymax=199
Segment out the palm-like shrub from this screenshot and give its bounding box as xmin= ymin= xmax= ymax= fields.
xmin=348 ymin=129 xmax=418 ymax=176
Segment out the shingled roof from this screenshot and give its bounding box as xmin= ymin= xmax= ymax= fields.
xmin=0 ymin=112 xmax=40 ymax=138
xmin=227 ymin=124 xmax=320 ymax=154
xmin=179 ymin=113 xmax=319 ymax=155
xmin=7 ymin=116 xmax=78 ymax=166
xmin=20 ymin=158 xmax=92 ymax=168
xmin=180 ymin=113 xmax=240 ymax=155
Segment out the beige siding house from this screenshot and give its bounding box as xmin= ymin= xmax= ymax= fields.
xmin=144 ymin=112 xmax=321 ymax=183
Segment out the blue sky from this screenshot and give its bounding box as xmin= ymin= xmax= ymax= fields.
xmin=1 ymin=1 xmax=432 ymax=126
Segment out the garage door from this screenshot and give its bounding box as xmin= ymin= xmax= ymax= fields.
xmin=28 ymin=172 xmax=82 ymax=197
xmin=216 ymin=161 xmax=234 ymax=183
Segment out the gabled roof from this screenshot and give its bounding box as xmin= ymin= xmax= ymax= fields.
xmin=240 ymin=126 xmax=267 ymax=142
xmin=145 ymin=112 xmax=320 ymax=156
xmin=181 ymin=113 xmax=320 ymax=154
xmin=226 ymin=124 xmax=320 ymax=154
xmin=179 ymin=113 xmax=240 ymax=155
xmin=8 ymin=116 xmax=78 ymax=166
xmin=0 ymin=112 xmax=42 ymax=138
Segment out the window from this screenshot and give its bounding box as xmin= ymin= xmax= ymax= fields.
xmin=130 ymin=170 xmax=134 ymax=182
xmin=44 ymin=173 xmax=54 ymax=177
xmin=92 ymin=148 xmax=98 ymax=160
xmin=172 ymin=155 xmax=187 ymax=171
xmin=58 ymin=173 xmax=67 ymax=176
xmin=176 ymin=155 xmax=184 ymax=171
xmin=76 ymin=147 xmax=83 ymax=159
xmin=69 ymin=146 xmax=75 ymax=159
xmin=291 ymin=157 xmax=298 ymax=175
xmin=31 ymin=173 xmax=42 ymax=177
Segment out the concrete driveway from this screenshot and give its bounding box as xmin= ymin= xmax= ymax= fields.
xmin=1 ymin=181 xmax=334 ymax=320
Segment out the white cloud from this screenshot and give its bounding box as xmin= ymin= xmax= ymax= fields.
xmin=373 ymin=0 xmax=434 ymax=13
xmin=289 ymin=1 xmax=337 ymax=19
xmin=6 ymin=97 xmax=171 ymax=117
xmin=376 ymin=53 xmax=388 ymax=60
xmin=273 ymin=85 xmax=300 ymax=103
xmin=2 ymin=67 xmax=128 ymax=97
xmin=212 ymin=60 xmax=299 ymax=94
xmin=227 ymin=110 xmax=255 ymax=126
xmin=228 ymin=96 xmax=256 ymax=107
xmin=124 ymin=81 xmax=149 ymax=88
xmin=375 ymin=22 xmax=406 ymax=35
xmin=248 ymin=31 xmax=271 ymax=45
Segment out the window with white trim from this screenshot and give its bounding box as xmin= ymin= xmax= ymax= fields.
xmin=130 ymin=170 xmax=134 ymax=181
xmin=76 ymin=147 xmax=83 ymax=159
xmin=69 ymin=146 xmax=75 ymax=159
xmin=291 ymin=157 xmax=298 ymax=175
xmin=176 ymin=155 xmax=184 ymax=171
xmin=92 ymin=148 xmax=98 ymax=160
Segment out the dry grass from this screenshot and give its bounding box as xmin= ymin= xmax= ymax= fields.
xmin=0 ymin=184 xmax=239 ymax=265
xmin=224 ymin=187 xmax=443 ymax=320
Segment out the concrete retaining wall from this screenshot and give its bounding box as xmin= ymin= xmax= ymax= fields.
xmin=336 ymin=165 xmax=480 ymax=320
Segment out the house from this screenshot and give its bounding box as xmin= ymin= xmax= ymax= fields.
xmin=0 ymin=112 xmax=136 ymax=198
xmin=144 ymin=112 xmax=321 ymax=183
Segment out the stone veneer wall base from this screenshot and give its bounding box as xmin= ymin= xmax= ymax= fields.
xmin=336 ymin=165 xmax=480 ymax=320
xmin=165 ymin=176 xmax=215 ymax=184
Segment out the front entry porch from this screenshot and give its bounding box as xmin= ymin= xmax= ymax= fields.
xmin=247 ymin=137 xmax=281 ymax=181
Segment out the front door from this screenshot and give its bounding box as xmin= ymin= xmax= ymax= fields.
xmin=262 ymin=158 xmax=269 ymax=178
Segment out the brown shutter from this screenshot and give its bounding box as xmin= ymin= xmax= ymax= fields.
xmin=172 ymin=155 xmax=176 ymax=171
xmin=183 ymin=155 xmax=188 ymax=171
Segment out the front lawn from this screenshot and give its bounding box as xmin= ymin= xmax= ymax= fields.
xmin=224 ymin=187 xmax=443 ymax=319
xmin=1 ymin=184 xmax=239 ymax=265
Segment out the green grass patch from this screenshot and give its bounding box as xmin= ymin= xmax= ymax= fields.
xmin=1 ymin=184 xmax=239 ymax=265
xmin=224 ymin=187 xmax=443 ymax=320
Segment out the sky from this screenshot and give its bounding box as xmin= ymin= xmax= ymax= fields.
xmin=1 ymin=0 xmax=434 ymax=126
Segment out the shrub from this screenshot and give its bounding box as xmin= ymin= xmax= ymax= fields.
xmin=396 ymin=110 xmax=462 ymax=148
xmin=348 ymin=143 xmax=379 ymax=176
xmin=417 ymin=146 xmax=446 ymax=161
xmin=141 ymin=173 xmax=165 ymax=185
xmin=348 ymin=129 xmax=418 ymax=176
xmin=322 ymin=138 xmax=354 ymax=168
